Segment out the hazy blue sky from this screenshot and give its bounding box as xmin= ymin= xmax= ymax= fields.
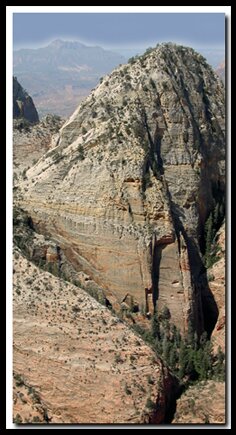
xmin=13 ymin=13 xmax=225 ymax=50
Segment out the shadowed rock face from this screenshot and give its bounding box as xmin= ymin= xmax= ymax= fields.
xmin=208 ymin=223 xmax=225 ymax=352
xmin=13 ymin=77 xmax=39 ymax=124
xmin=16 ymin=43 xmax=225 ymax=334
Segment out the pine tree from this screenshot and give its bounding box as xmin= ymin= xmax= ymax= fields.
xmin=193 ymin=347 xmax=205 ymax=379
xmin=200 ymin=331 xmax=208 ymax=347
xmin=169 ymin=344 xmax=178 ymax=373
xmin=186 ymin=322 xmax=194 ymax=346
xmin=213 ymin=347 xmax=225 ymax=381
xmin=213 ymin=202 xmax=220 ymax=230
xmin=162 ymin=334 xmax=172 ymax=365
xmin=185 ymin=348 xmax=195 ymax=378
xmin=179 ymin=340 xmax=188 ymax=379
xmin=154 ymin=337 xmax=162 ymax=355
xmin=151 ymin=312 xmax=160 ymax=339
xmin=193 ymin=337 xmax=213 ymax=380
xmin=202 ymin=340 xmax=213 ymax=379
xmin=193 ymin=331 xmax=198 ymax=351
xmin=160 ymin=305 xmax=171 ymax=321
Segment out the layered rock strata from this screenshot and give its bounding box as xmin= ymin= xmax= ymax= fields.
xmin=13 ymin=248 xmax=177 ymax=424
xmin=16 ymin=43 xmax=225 ymax=334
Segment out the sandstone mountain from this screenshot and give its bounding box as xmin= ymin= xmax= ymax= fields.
xmin=13 ymin=246 xmax=177 ymax=424
xmin=13 ymin=77 xmax=39 ymax=124
xmin=13 ymin=39 xmax=125 ymax=117
xmin=15 ymin=43 xmax=225 ymax=338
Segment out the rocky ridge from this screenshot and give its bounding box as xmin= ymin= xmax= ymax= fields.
xmin=15 ymin=43 xmax=225 ymax=336
xmin=13 ymin=77 xmax=39 ymax=124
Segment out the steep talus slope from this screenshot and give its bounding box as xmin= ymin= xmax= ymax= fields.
xmin=13 ymin=248 xmax=177 ymax=424
xmin=13 ymin=77 xmax=39 ymax=124
xmin=16 ymin=43 xmax=225 ymax=334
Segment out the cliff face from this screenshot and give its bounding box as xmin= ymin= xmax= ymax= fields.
xmin=13 ymin=114 xmax=64 ymax=179
xmin=13 ymin=247 xmax=177 ymax=424
xmin=16 ymin=43 xmax=225 ymax=334
xmin=13 ymin=77 xmax=39 ymax=124
xmin=208 ymin=223 xmax=225 ymax=352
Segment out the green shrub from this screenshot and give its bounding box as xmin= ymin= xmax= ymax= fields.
xmin=78 ymin=144 xmax=85 ymax=161
xmin=125 ymin=383 xmax=132 ymax=395
xmin=14 ymin=413 xmax=23 ymax=424
xmin=146 ymin=397 xmax=156 ymax=410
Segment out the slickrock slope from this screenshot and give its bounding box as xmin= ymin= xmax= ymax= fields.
xmin=13 ymin=77 xmax=39 ymax=124
xmin=208 ymin=223 xmax=225 ymax=352
xmin=13 ymin=114 xmax=64 ymax=178
xmin=13 ymin=248 xmax=176 ymax=424
xmin=173 ymin=380 xmax=225 ymax=424
xmin=16 ymin=43 xmax=225 ymax=334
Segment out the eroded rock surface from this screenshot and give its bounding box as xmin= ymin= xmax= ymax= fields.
xmin=13 ymin=248 xmax=176 ymax=424
xmin=173 ymin=380 xmax=225 ymax=424
xmin=13 ymin=114 xmax=64 ymax=178
xmin=208 ymin=223 xmax=225 ymax=352
xmin=15 ymin=43 xmax=225 ymax=334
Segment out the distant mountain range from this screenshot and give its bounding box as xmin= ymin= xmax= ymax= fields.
xmin=14 ymin=39 xmax=126 ymax=118
xmin=13 ymin=40 xmax=225 ymax=118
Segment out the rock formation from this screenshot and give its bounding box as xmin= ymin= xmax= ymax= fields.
xmin=208 ymin=222 xmax=225 ymax=352
xmin=15 ymin=43 xmax=225 ymax=335
xmin=173 ymin=380 xmax=225 ymax=424
xmin=13 ymin=114 xmax=64 ymax=179
xmin=13 ymin=247 xmax=177 ymax=424
xmin=13 ymin=77 xmax=39 ymax=124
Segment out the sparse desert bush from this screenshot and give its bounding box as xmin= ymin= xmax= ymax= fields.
xmin=14 ymin=413 xmax=23 ymax=424
xmin=146 ymin=397 xmax=156 ymax=410
xmin=125 ymin=383 xmax=132 ymax=395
